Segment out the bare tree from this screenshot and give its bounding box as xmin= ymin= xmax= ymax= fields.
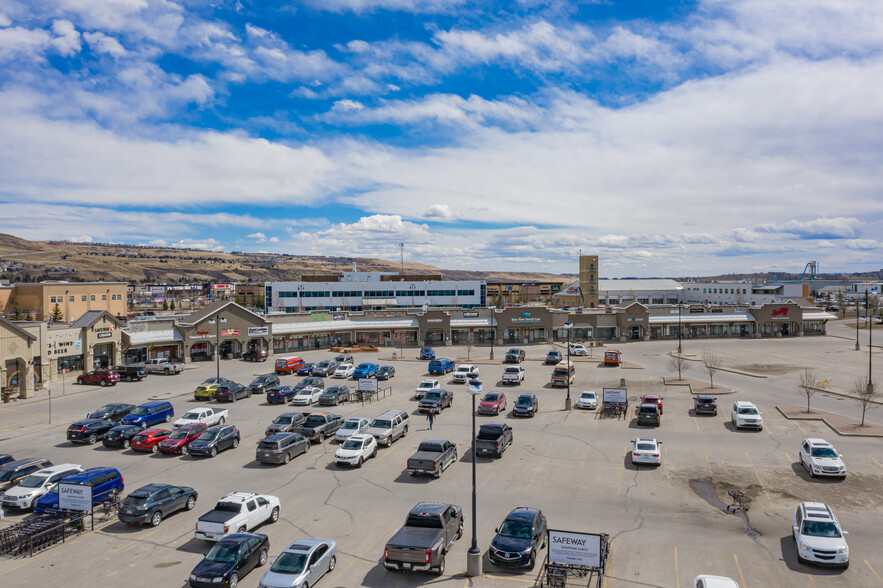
xmin=797 ymin=368 xmax=819 ymax=413
xmin=668 ymin=353 xmax=691 ymax=381
xmin=855 ymin=375 xmax=877 ymax=427
xmin=465 ymin=331 xmax=474 ymax=362
xmin=702 ymin=351 xmax=722 ymax=388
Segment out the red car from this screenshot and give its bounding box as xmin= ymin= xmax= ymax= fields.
xmin=77 ymin=369 xmax=120 ymax=387
xmin=157 ymin=423 xmax=207 ymax=455
xmin=641 ymin=395 xmax=663 ymax=415
xmin=131 ymin=428 xmax=172 ymax=453
xmin=478 ymin=392 xmax=507 ymax=415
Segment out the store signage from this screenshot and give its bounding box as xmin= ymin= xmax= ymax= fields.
xmin=602 ymin=388 xmax=627 ymax=403
xmin=333 ymin=313 xmax=346 ymax=320
xmin=689 ymin=308 xmax=705 ymax=314
xmin=426 ymin=318 xmax=443 ymax=324
xmin=511 ymin=317 xmax=541 ymax=323
xmin=190 ymin=334 xmax=216 ymax=340
xmin=627 ymin=317 xmax=643 ymax=322
xmin=370 ymin=313 xmax=396 ymax=318
xmin=462 ymin=311 xmax=479 ymax=318
xmin=97 ymin=332 xmax=113 ymax=339
xmin=248 ymin=326 xmax=269 ymax=336
xmin=94 ymin=326 xmax=114 ymax=333
xmin=221 ymin=329 xmax=240 ymax=336
xmin=196 ymin=331 xmax=210 ymax=335
xmin=734 ymin=307 xmax=747 ymax=313
xmin=358 ymin=379 xmax=378 ymax=392
xmin=312 ymin=313 xmax=329 ymax=321
xmin=548 ymin=530 xmax=602 ymax=568
xmin=59 ymin=483 xmax=92 ymax=512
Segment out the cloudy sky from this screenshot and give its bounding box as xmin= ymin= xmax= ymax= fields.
xmin=0 ymin=0 xmax=881 ymax=276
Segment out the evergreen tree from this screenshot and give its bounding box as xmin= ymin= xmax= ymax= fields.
xmin=24 ymin=309 xmax=34 ymax=320
xmin=170 ymin=299 xmax=176 ymax=311
xmin=50 ymin=303 xmax=64 ymax=322
xmin=12 ymin=301 xmax=22 ymax=320
xmin=162 ymin=299 xmax=169 ymax=311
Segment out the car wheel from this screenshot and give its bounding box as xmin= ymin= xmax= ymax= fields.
xmin=164 ymin=414 xmax=171 ymax=422
xmin=150 ymin=444 xmax=158 ymax=453
xmin=126 ymin=375 xmax=133 ymax=382
xmin=122 ymin=439 xmax=131 ymax=449
xmin=185 ymin=496 xmax=196 ymax=510
xmin=357 ymin=457 xmax=363 ymax=468
xmin=232 ymin=438 xmax=239 ymax=449
xmin=150 ymin=511 xmax=162 ymax=527
xmin=402 ymin=426 xmax=408 ymax=437
xmin=237 ymin=526 xmax=246 ymax=533
xmin=88 ymin=433 xmax=98 ymax=445
xmin=218 ymin=417 xmax=225 ymax=425
xmin=229 ymin=573 xmax=238 ymax=588
xmin=528 ymin=552 xmax=536 ymax=571
xmin=434 ymin=557 xmax=445 ymax=576
xmin=247 ymin=390 xmax=252 ymax=398
xmin=284 ymin=453 xmax=291 ymax=464
xmin=258 ymin=548 xmax=268 ymax=567
xmin=371 ymin=447 xmax=377 ymax=458
xmin=318 ymin=432 xmax=325 ymax=443
xmin=180 ymin=445 xmax=189 ymax=456
xmin=210 ymin=447 xmax=218 ymax=458
xmin=77 ymin=378 xmax=84 ymax=385
xmin=164 ymin=368 xmax=170 ymax=375
xmin=141 ymin=422 xmax=147 ymax=428
xmin=328 ymin=555 xmax=336 ymax=572
xmin=456 ymin=522 xmax=464 ymax=540
xmin=270 ymin=507 xmax=279 ymax=523
xmin=99 ymin=380 xmax=107 ymax=387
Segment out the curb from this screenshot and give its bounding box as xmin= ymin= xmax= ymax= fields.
xmin=775 ymin=406 xmax=883 ymax=438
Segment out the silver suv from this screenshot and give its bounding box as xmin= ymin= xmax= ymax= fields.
xmin=365 ymin=410 xmax=409 ymax=447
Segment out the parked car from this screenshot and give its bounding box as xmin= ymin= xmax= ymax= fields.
xmin=419 ymin=347 xmax=436 ymax=360
xmin=188 ymin=425 xmax=241 ymax=458
xmin=731 ymin=401 xmax=763 ymax=430
xmin=545 ymin=350 xmax=562 ymax=365
xmin=86 ymin=403 xmax=135 ymax=422
xmin=334 ymin=434 xmax=377 ymax=467
xmin=121 ymin=401 xmax=174 ymax=428
xmin=475 ymin=423 xmax=513 ymax=457
xmin=215 ymin=383 xmax=250 ymax=402
xmin=452 ymin=364 xmax=479 ymax=383
xmin=256 ymin=433 xmax=310 ymax=465
xmin=693 ymin=576 xmax=740 ymax=588
xmin=550 ymin=361 xmax=575 ymax=387
xmin=0 ymin=458 xmax=54 ymax=493
xmin=333 ymin=363 xmax=355 ymax=379
xmin=501 ymin=366 xmax=525 ymax=385
xmin=248 ymin=374 xmax=280 ymax=394
xmin=274 ymin=355 xmax=306 ymax=375
xmin=113 ymin=364 xmax=148 ymax=382
xmin=194 ymin=491 xmax=280 ymax=541
xmin=513 ymin=393 xmax=538 ymax=417
xmin=488 ymin=507 xmax=547 ymax=570
xmin=159 ymin=424 xmax=208 ymax=455
xmin=376 ymin=365 xmax=396 ymax=380
xmin=641 ymin=394 xmax=664 ymax=415
xmin=174 ymin=407 xmax=227 ymax=429
xmin=576 ymin=391 xmax=598 ymax=410
xmin=792 ymin=502 xmax=849 ymax=568
xmin=569 ymin=343 xmax=589 ymax=356
xmin=293 ymin=412 xmax=343 ymax=442
xmin=0 ymin=455 xmax=14 ymax=467
xmin=266 ymin=385 xmax=297 ymax=404
xmin=383 ymin=502 xmax=463 ymax=575
xmin=428 ymin=358 xmax=454 ymax=375
xmin=145 ymin=358 xmax=184 ymax=375
xmin=258 ymin=538 xmax=337 ymax=588
xmin=334 ymin=354 xmax=354 ymax=364
xmin=33 ymin=467 xmax=124 ymax=514
xmin=102 ymin=425 xmax=143 ymax=449
xmin=131 ymin=428 xmax=172 ymax=453
xmin=188 ymin=532 xmax=269 ymax=588
xmin=418 ymin=390 xmax=454 ymax=413
xmin=119 ymin=483 xmax=197 ymax=527
xmin=2 ymin=464 xmax=83 ymax=511
xmin=76 ymin=369 xmax=120 ymax=386
xmin=291 ymin=386 xmax=323 ymax=406
xmin=67 ymin=418 xmax=115 ymax=444
xmin=318 ymin=385 xmax=350 ymax=406
xmin=603 ymin=349 xmax=622 ymax=365
xmin=693 ymin=395 xmax=718 ymax=416
xmin=799 ymin=438 xmax=846 ymax=478
xmin=415 ymin=378 xmax=441 ymax=399
xmin=242 ymin=347 xmax=268 ymax=362
xmin=407 ymin=439 xmax=457 ymax=478
xmin=311 ymin=360 xmax=339 ymax=377
xmin=295 ymin=377 xmax=325 ymax=392
xmin=194 ymin=379 xmax=232 ymax=401
xmin=636 ymin=403 xmax=661 ymax=426
xmin=265 ymin=412 xmax=307 ymax=437
xmin=478 ymin=392 xmax=507 ymax=415
xmin=296 ymin=363 xmax=315 ymax=376
xmin=334 ymin=417 xmax=370 ymax=442
xmin=365 ymin=410 xmax=410 ymax=447
xmin=631 ymin=438 xmax=662 ymax=466
xmin=505 ymin=348 xmax=526 ymax=363
xmin=353 ymin=362 xmax=379 ymax=378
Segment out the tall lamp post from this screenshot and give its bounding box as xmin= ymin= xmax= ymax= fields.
xmin=564 ymin=321 xmax=573 ymax=410
xmin=856 ymin=297 xmax=861 ymax=351
xmin=215 ymin=312 xmax=221 ymax=383
xmin=867 ymin=288 xmax=873 ymax=393
xmin=466 ymin=378 xmax=483 ymax=577
xmin=677 ymin=301 xmax=683 ymax=354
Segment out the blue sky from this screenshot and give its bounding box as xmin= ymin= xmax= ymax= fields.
xmin=0 ymin=0 xmax=881 ymax=277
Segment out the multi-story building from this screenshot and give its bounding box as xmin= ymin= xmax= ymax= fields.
xmin=0 ymin=282 xmax=127 ymax=322
xmin=681 ymin=280 xmax=811 ymax=306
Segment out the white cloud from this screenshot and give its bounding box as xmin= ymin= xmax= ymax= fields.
xmin=304 ymin=0 xmax=467 ymax=14
xmin=50 ymin=19 xmax=81 ymax=55
xmin=757 ymin=217 xmax=862 ymax=239
xmin=83 ymin=31 xmax=126 ymax=56
xmin=331 ymin=99 xmax=364 ymax=112
xmin=167 ymin=238 xmax=224 ymax=251
xmin=0 ymin=14 xmax=11 ymax=27
xmin=268 ymin=236 xmax=279 ymax=243
xmin=67 ymin=234 xmax=93 ymax=243
xmin=247 ymin=232 xmax=267 ymax=242
xmin=424 ymin=204 xmax=459 ymax=220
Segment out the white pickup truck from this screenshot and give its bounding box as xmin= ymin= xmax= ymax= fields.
xmin=173 ymin=407 xmax=227 ymax=429
xmin=501 ymin=365 xmax=525 ymax=385
xmin=145 ymin=358 xmax=184 ymax=375
xmin=194 ymin=492 xmax=281 ymax=541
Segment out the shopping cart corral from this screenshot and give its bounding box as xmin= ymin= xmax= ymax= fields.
xmin=542 ymin=530 xmax=610 ymax=587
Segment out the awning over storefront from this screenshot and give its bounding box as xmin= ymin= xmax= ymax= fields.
xmin=450 ymin=318 xmax=496 ymax=328
xmin=362 ymin=298 xmax=397 ymax=306
xmin=127 ymin=329 xmax=184 ymax=346
xmin=272 ymin=319 xmax=418 ymax=335
xmin=648 ymin=313 xmax=754 ymax=325
xmin=801 ymin=311 xmax=837 ymax=321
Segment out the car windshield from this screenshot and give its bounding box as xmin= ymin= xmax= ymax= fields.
xmin=507 ymin=349 xmax=519 ymax=354
xmin=129 ymin=407 xmax=148 ymax=416
xmin=342 ymin=439 xmax=363 ymax=450
xmin=94 ymin=405 xmax=114 ymax=413
xmin=197 ymin=431 xmax=218 ymax=441
xmin=636 ymin=443 xmax=656 ymax=451
xmin=698 ymin=398 xmax=714 ymax=404
xmin=418 ymin=383 xmax=434 ymax=389
xmin=371 ymin=420 xmax=391 ymax=428
xmin=498 ymin=521 xmax=533 ymax=539
xmin=483 ymin=393 xmax=500 ymax=402
xmin=801 ymin=520 xmax=842 ymax=538
xmin=254 ymin=376 xmax=272 ymax=383
xmin=258 ymin=441 xmax=278 ymax=450
xmin=182 ymin=412 xmax=200 ymax=420
xmin=168 ymin=430 xmax=188 ymax=440
xmin=17 ymin=474 xmax=49 ymax=488
xmin=738 ymin=407 xmax=758 ymax=415
xmin=581 ymin=393 xmax=595 ymax=399
xmin=205 ymin=543 xmax=240 ymax=564
xmin=456 ymin=367 xmax=470 ymax=372
xmin=424 ymin=392 xmax=442 ymax=400
xmin=811 ymin=447 xmax=838 ymax=458
xmin=342 ymin=421 xmax=360 ymax=430
xmin=357 ymin=364 xmax=370 ymax=369
xmin=125 ymin=495 xmax=149 ymax=507
xmin=516 ymin=396 xmax=533 ymax=404
xmin=317 ymin=361 xmax=330 ymax=367
xmin=274 ymin=416 xmax=293 ymax=425
xmin=295 ymin=389 xmax=312 ymax=396
xmin=133 ymin=435 xmax=148 ymax=441
xmin=270 ymin=551 xmax=307 ymax=574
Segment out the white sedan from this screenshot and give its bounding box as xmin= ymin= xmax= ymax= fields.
xmin=334 ymin=434 xmax=377 ymax=467
xmin=576 ymin=391 xmax=598 ymax=409
xmin=631 ymin=438 xmax=662 ymax=466
xmin=291 ymin=386 xmax=323 ymax=406
xmin=333 ymin=363 xmax=355 ymax=378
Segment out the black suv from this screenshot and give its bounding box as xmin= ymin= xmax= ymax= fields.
xmin=489 ymin=507 xmax=548 ymax=570
xmin=188 ymin=425 xmax=240 ymax=457
xmin=513 ymin=394 xmax=539 ymax=417
xmin=87 ymin=403 xmax=136 ymax=421
xmin=114 ymin=364 xmax=148 ymax=382
xmin=215 ymin=383 xmax=249 ymax=402
xmin=103 ymin=425 xmax=144 ymax=449
xmin=505 ymin=348 xmax=526 ymax=363
xmin=248 ymin=374 xmax=280 ymax=394
xmin=318 ymin=385 xmax=350 ymax=406
xmin=119 ymin=483 xmax=198 ymax=527
xmin=67 ymin=419 xmax=116 ymax=444
xmin=694 ymin=395 xmax=718 ymax=416
xmin=256 ymin=433 xmax=310 ymax=465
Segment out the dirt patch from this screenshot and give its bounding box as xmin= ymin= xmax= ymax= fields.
xmin=731 ymin=364 xmax=807 ymax=376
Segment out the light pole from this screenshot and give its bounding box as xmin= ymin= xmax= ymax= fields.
xmin=867 ymin=288 xmax=873 ymax=392
xmin=215 ymin=311 xmax=221 ymax=383
xmin=466 ymin=378 xmax=483 ymax=577
xmin=856 ymin=295 xmax=861 ymax=351
xmin=564 ymin=321 xmax=573 ymax=410
xmin=677 ymin=301 xmax=683 ymax=354
xmin=489 ymin=324 xmax=495 ymax=361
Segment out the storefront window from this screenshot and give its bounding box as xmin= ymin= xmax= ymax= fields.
xmin=57 ymin=354 xmax=84 ymax=374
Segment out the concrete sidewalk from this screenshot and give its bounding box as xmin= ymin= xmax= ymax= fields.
xmin=777 ymin=405 xmax=883 ymax=437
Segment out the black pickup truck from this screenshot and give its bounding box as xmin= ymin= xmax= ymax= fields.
xmin=383 ymin=502 xmax=464 ymax=575
xmin=407 ymin=439 xmax=457 ymax=478
xmin=475 ymin=423 xmax=513 ymax=457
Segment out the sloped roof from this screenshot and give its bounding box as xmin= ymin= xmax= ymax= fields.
xmin=181 ymin=300 xmax=268 ymax=325
xmin=70 ymin=310 xmax=124 ymax=329
xmin=0 ymin=317 xmax=37 ymax=341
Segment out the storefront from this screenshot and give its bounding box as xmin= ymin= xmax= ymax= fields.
xmin=179 ymin=301 xmax=272 ymax=363
xmin=122 ymin=319 xmax=184 ymax=363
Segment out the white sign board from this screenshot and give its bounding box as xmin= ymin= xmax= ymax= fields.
xmin=358 ymin=378 xmax=378 ymax=392
xmin=548 ymin=530 xmax=602 ymax=567
xmin=602 ymin=388 xmax=627 ymax=403
xmin=58 ymin=483 xmax=92 ymax=511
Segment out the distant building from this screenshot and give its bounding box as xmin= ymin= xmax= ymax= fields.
xmin=0 ymin=281 xmax=127 ymax=322
xmin=681 ymin=280 xmax=811 ymax=306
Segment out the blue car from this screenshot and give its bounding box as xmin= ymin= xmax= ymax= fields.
xmin=296 ymin=363 xmax=315 ymax=376
xmin=266 ymin=386 xmax=296 ymax=404
xmin=352 ymin=363 xmax=379 ymax=378
xmin=34 ymin=467 xmax=125 ymax=514
xmin=419 ymin=347 xmax=436 ymax=360
xmin=428 ymin=358 xmax=454 ymax=375
xmin=121 ymin=401 xmax=174 ymax=428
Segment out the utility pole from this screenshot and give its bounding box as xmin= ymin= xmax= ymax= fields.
xmin=400 ymin=243 xmax=404 ymax=275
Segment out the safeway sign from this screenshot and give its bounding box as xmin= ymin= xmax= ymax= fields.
xmin=58 ymin=483 xmax=93 ymax=511
xmin=548 ymin=530 xmax=602 ymax=567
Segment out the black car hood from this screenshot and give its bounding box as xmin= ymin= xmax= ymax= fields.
xmin=191 ymin=558 xmax=234 ymax=580
xmin=189 ymin=439 xmax=216 ymax=450
xmin=87 ymin=412 xmax=111 ymax=419
xmin=491 ymin=534 xmax=531 ymax=553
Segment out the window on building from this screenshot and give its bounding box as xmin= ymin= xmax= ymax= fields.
xmin=91 ymin=295 xmax=96 ymax=301
xmin=102 ymin=295 xmax=106 ymax=301
xmin=69 ymin=296 xmax=74 ymax=302
xmin=50 ymin=296 xmax=56 ymax=303
xmin=81 ymin=295 xmax=86 ymax=302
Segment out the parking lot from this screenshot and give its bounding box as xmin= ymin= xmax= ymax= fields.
xmin=1 ymin=331 xmax=882 ymax=587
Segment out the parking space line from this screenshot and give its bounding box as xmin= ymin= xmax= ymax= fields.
xmin=602 ymin=539 xmax=614 ymax=588
xmin=480 ymin=457 xmax=504 ymax=491
xmin=808 ymin=574 xmax=819 ymax=588
xmin=483 ymin=573 xmax=534 ymax=583
xmin=325 ymin=520 xmax=399 ymax=585
xmin=733 ymin=553 xmax=746 ymax=587
xmin=674 ymin=546 xmax=680 ymax=588
xmin=796 ymin=423 xmax=808 ymax=436
xmin=525 ymin=440 xmax=552 ymax=491
xmin=692 ymin=416 xmax=700 ymax=432
xmin=865 ymin=560 xmax=883 ymax=584
xmin=782 ymin=451 xmax=793 ymax=464
xmin=745 ymin=452 xmax=773 ymax=507
xmin=703 ymin=450 xmax=713 ymax=476
xmin=873 ymin=458 xmax=883 ymax=470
